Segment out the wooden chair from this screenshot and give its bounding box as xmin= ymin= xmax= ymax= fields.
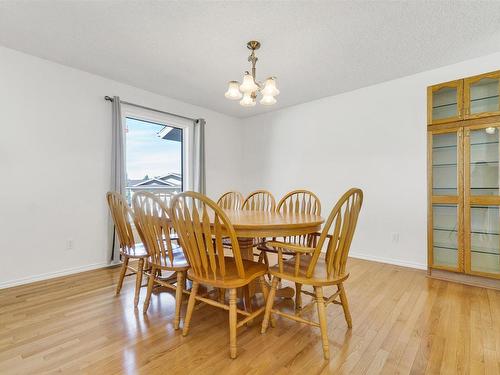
xmin=217 ymin=191 xmax=244 ymax=210
xmin=261 ymin=188 xmax=363 ymax=360
xmin=242 ymin=190 xmax=276 ymax=212
xmin=257 ymin=189 xmax=321 ymax=308
xmin=170 ymin=191 xmax=269 ymax=359
xmin=241 ymin=190 xmax=276 ymax=258
xmin=106 ymin=191 xmax=149 ymax=307
xmin=132 ymin=192 xmax=189 ymax=329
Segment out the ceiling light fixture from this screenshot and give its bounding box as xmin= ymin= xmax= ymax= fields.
xmin=225 ymin=41 xmax=279 ymax=107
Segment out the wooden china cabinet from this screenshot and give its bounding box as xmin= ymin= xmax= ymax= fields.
xmin=428 ymin=70 xmax=500 ymax=288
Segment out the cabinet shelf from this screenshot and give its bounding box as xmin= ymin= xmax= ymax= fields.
xmin=471 ymin=249 xmax=500 ymax=256
xmin=432 ymin=102 xmax=457 ymax=109
xmin=470 ymin=141 xmax=499 ymax=146
xmin=432 ymin=144 xmax=457 ymax=150
xmin=470 ymin=95 xmax=499 ymax=103
xmin=431 ymin=228 xmax=500 ymax=236
xmin=434 ymin=245 xmax=458 ymax=251
xmin=433 ymin=163 xmax=457 ymax=167
xmin=470 ymin=161 xmax=499 ymax=165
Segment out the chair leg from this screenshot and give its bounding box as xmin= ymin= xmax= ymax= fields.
xmin=133 ymin=258 xmax=144 ymax=307
xmin=174 ymin=271 xmax=184 ymax=330
xmin=338 ymin=283 xmax=352 ymax=328
xmin=116 ymin=256 xmax=129 ymax=295
xmin=263 ymin=251 xmax=269 ymax=268
xmin=218 ymin=288 xmax=225 ymax=304
xmin=314 ymin=286 xmax=330 ymax=360
xmin=182 ymin=270 xmax=188 ymax=291
xmin=229 ymin=288 xmax=237 ymax=359
xmin=261 ymin=276 xmax=279 ymax=333
xmin=259 ymin=275 xmax=275 ymax=328
xmin=143 ymin=265 xmax=156 ymax=312
xmin=182 ymin=281 xmax=199 ymax=336
xmin=259 ymin=276 xmax=269 ymax=301
xmin=295 ymin=283 xmax=303 ymax=310
xmin=243 ymin=285 xmax=252 ymax=312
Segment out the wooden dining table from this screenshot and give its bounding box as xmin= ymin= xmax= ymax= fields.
xmin=219 ymin=209 xmax=324 ymax=305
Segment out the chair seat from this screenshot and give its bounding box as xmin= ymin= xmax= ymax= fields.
xmin=188 ymin=257 xmax=267 ymax=288
xmin=269 ymin=255 xmax=349 ymax=286
xmin=150 ymin=245 xmax=190 ymax=270
xmin=120 ymin=243 xmax=148 ymax=258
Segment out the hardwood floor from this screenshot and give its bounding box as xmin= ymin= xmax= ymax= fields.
xmin=1 ymin=258 xmax=500 ymax=374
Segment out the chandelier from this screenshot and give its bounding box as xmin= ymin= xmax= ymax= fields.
xmin=224 ymin=41 xmax=279 ymax=107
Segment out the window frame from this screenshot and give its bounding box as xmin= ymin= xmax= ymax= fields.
xmin=121 ymin=104 xmax=194 ymax=192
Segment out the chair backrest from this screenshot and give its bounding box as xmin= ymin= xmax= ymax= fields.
xmin=132 ymin=192 xmax=177 ymax=266
xmin=242 ymin=190 xmax=276 ymax=212
xmin=107 ymin=191 xmax=135 ymax=249
xmin=298 ymin=189 xmax=363 ymax=279
xmin=277 ymin=190 xmax=322 ymax=246
xmin=277 ymin=190 xmax=321 ymax=215
xmin=170 ymin=191 xmax=245 ymax=280
xmin=217 ymin=191 xmax=244 ymax=210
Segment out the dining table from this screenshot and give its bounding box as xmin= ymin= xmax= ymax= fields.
xmin=219 ymin=209 xmax=324 ymax=309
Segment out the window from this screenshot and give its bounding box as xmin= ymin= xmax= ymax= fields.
xmin=122 ymin=106 xmax=194 ymax=204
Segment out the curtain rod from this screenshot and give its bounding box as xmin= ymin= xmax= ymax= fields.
xmin=104 ymin=96 xmax=197 ymax=122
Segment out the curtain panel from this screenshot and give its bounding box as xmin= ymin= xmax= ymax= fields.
xmin=109 ymin=96 xmax=126 ymax=261
xmin=193 ymin=119 xmax=206 ymax=194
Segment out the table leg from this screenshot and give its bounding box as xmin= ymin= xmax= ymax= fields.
xmin=238 ymin=237 xmax=255 ymax=311
xmin=237 ymin=237 xmax=295 ymax=301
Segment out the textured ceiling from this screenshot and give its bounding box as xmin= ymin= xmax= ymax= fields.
xmin=1 ymin=1 xmax=500 ymax=118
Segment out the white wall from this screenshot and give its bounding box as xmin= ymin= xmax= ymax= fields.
xmin=0 ymin=46 xmax=243 ymax=288
xmin=240 ymin=52 xmax=500 ymax=270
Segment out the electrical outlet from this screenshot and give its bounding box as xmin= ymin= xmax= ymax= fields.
xmin=66 ymin=239 xmax=74 ymax=250
xmin=391 ymin=232 xmax=399 ymax=243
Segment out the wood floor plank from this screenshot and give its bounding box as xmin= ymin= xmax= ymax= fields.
xmin=1 ymin=259 xmax=500 ymax=374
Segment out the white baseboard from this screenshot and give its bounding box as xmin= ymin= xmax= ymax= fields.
xmin=349 ymin=251 xmax=427 ymax=271
xmin=0 ymin=261 xmax=120 ymax=290
xmin=1 ymin=253 xmax=426 ymax=290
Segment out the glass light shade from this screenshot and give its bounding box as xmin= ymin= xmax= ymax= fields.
xmin=260 ymin=95 xmax=277 ymax=106
xmin=261 ymin=77 xmax=279 ymax=97
xmin=240 ymin=92 xmax=256 ymax=107
xmin=224 ymin=81 xmax=242 ymax=100
xmin=239 ymin=72 xmax=259 ymax=93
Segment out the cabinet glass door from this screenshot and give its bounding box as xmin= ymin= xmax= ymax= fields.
xmin=432 ymin=132 xmax=458 ymax=196
xmin=465 ymin=72 xmax=500 ymax=119
xmin=430 ymin=129 xmax=462 ymax=271
xmin=470 ymin=206 xmax=500 ymax=275
xmin=466 ymin=125 xmax=500 ymax=277
xmin=432 ymin=204 xmax=459 ymax=268
xmin=428 ymin=80 xmax=463 ymax=124
xmin=469 ymin=127 xmax=500 ymax=196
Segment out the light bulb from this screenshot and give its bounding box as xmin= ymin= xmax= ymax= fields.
xmin=224 ymin=81 xmax=242 ymax=100
xmin=260 ymin=95 xmax=277 ymax=106
xmin=486 ymin=127 xmax=496 ymax=135
xmin=239 ymin=71 xmax=259 ymax=93
xmin=240 ymin=92 xmax=256 ymax=107
xmin=261 ymin=77 xmax=279 ymax=97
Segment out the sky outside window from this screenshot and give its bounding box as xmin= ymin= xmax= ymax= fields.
xmin=125 ymin=117 xmax=182 ymax=182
